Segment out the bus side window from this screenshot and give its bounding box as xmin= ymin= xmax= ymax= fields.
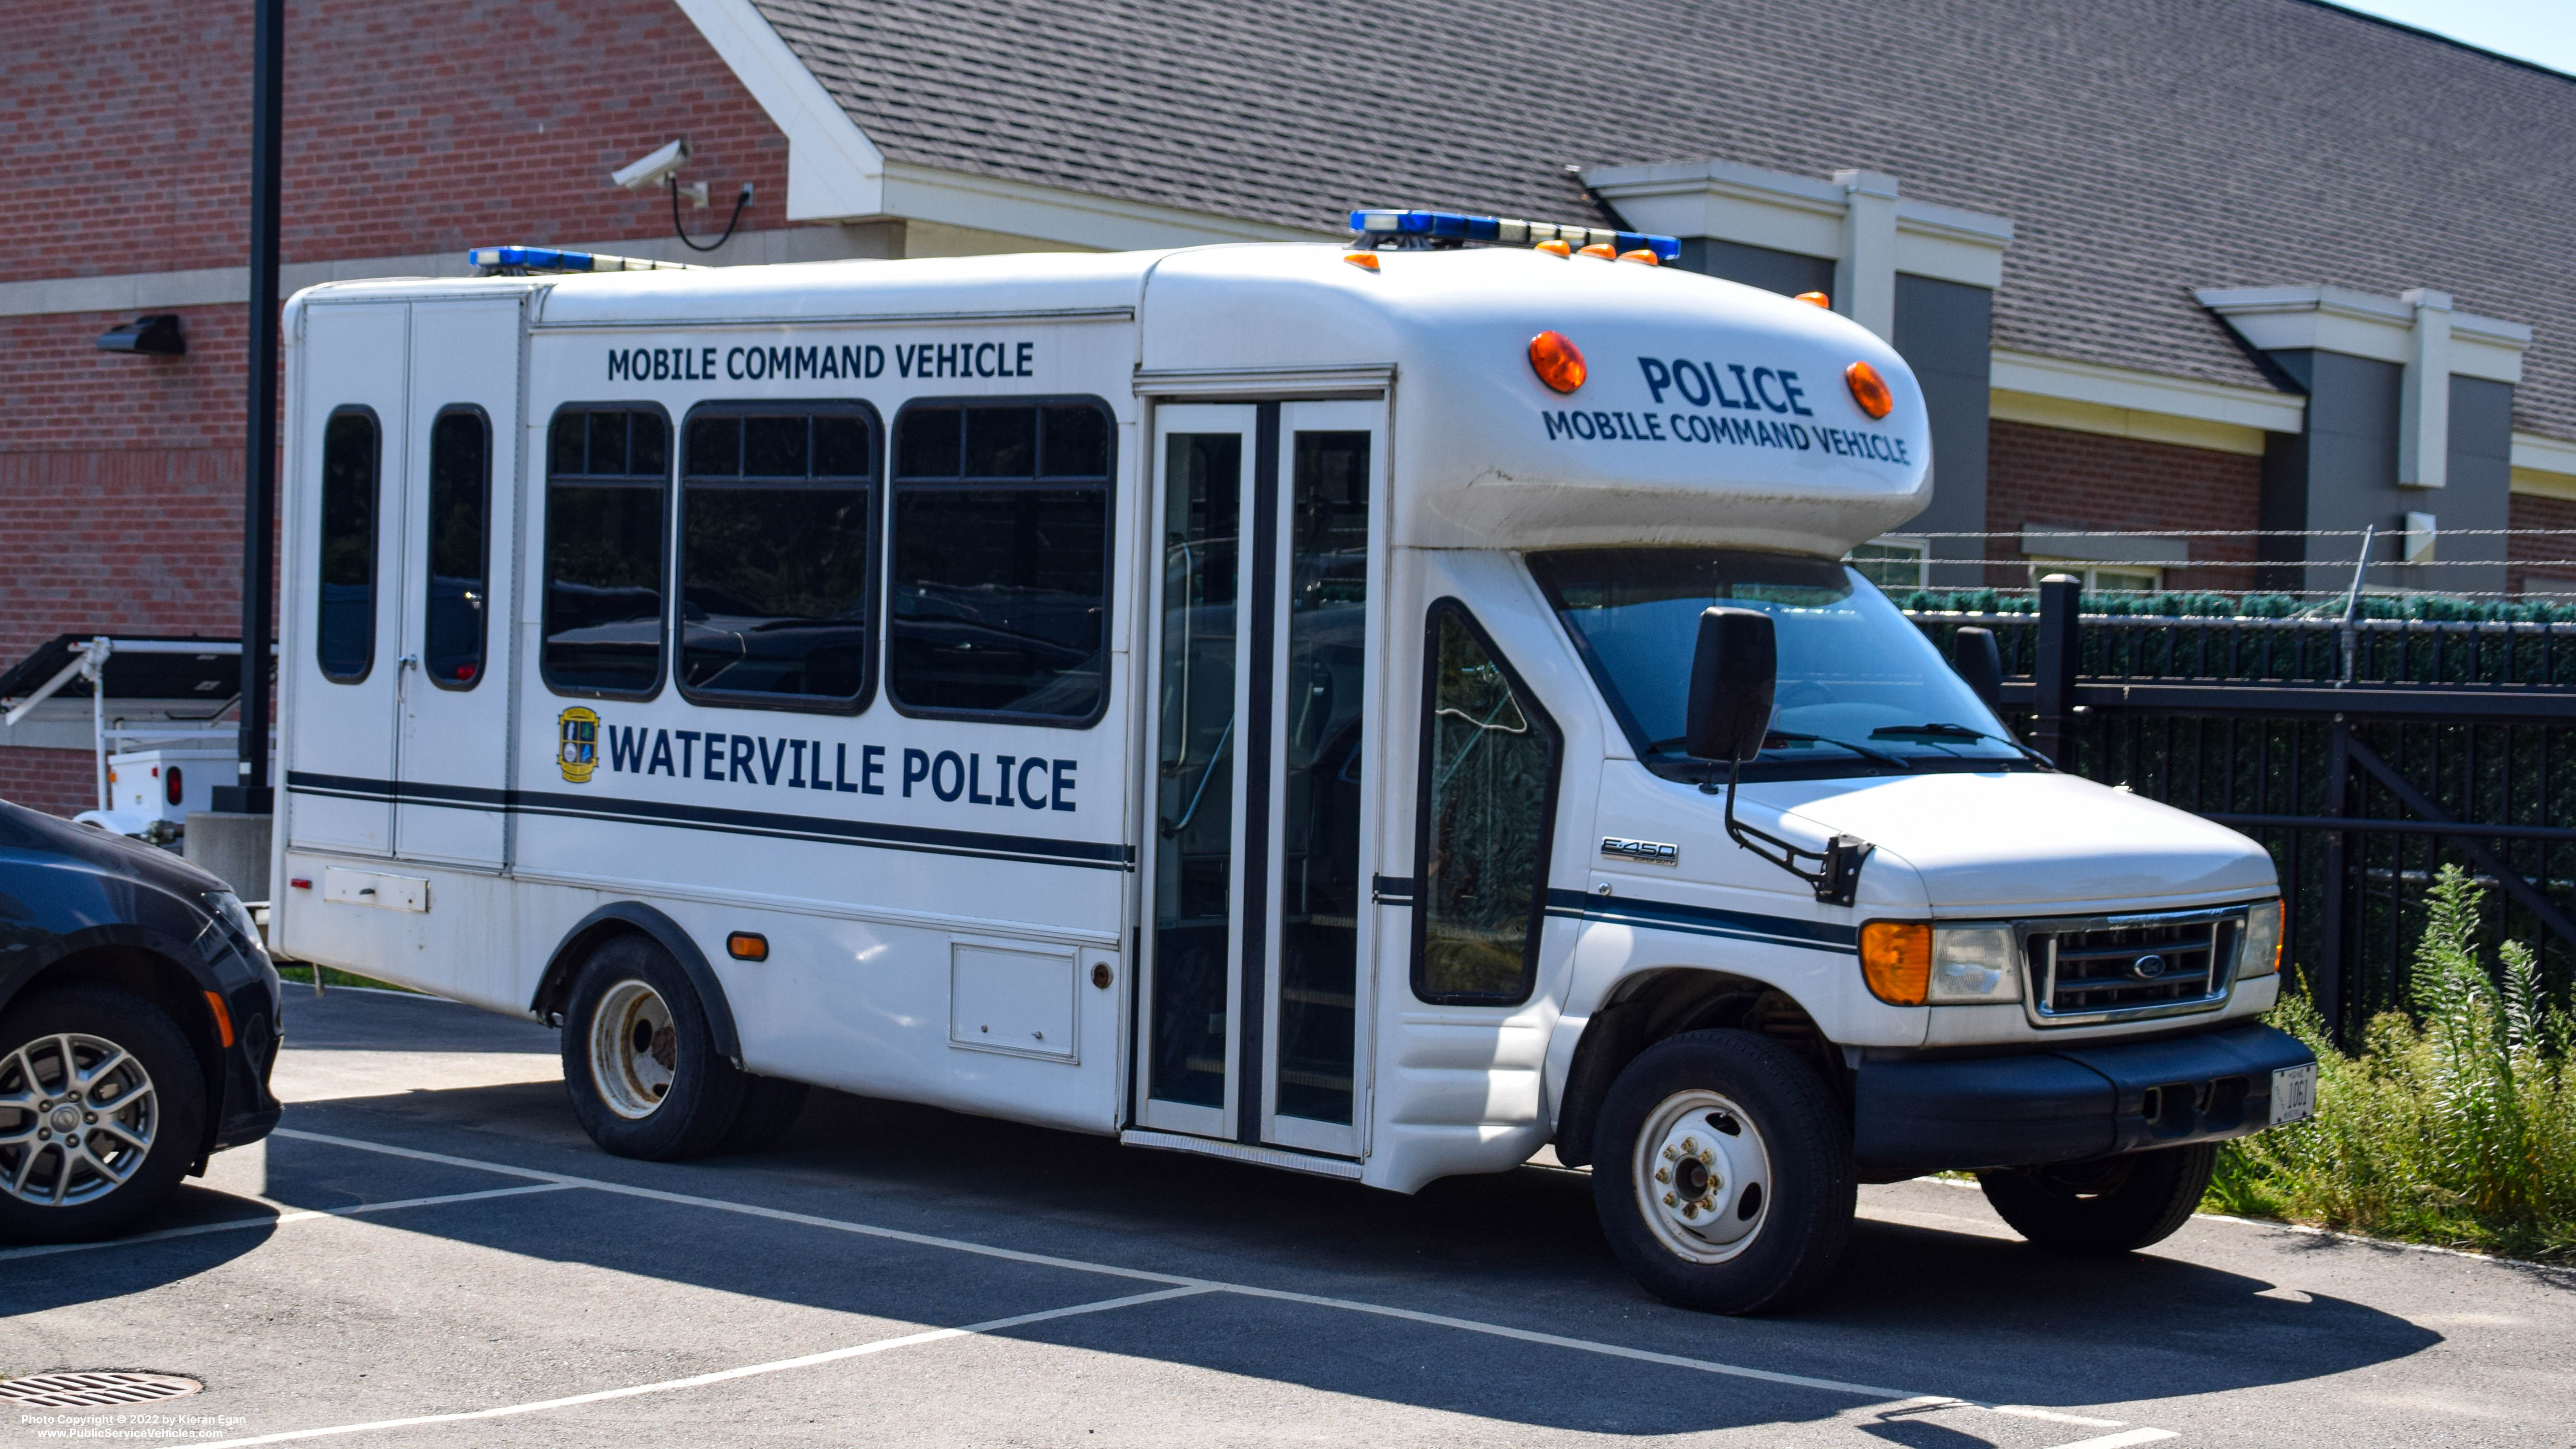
xmin=678 ymin=403 xmax=878 ymax=710
xmin=542 ymin=406 xmax=669 ymax=698
xmin=425 ymin=406 xmax=491 ymax=689
xmin=888 ymin=399 xmax=1113 ymax=725
xmin=316 ymin=406 xmax=382 ymax=682
xmin=1411 ymin=600 xmax=1563 ymax=1007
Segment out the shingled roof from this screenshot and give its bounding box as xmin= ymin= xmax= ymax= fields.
xmin=753 ymin=0 xmax=2576 ymax=441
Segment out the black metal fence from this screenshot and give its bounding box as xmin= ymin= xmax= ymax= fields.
xmin=1906 ymin=579 xmax=2576 ymax=1042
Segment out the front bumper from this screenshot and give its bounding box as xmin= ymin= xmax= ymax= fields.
xmin=1851 ymin=1023 xmax=2313 ymax=1180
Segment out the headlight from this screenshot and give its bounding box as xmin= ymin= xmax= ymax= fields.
xmin=205 ymin=891 xmax=267 ymax=956
xmin=1928 ymin=926 xmax=2021 ymax=1003
xmin=2236 ymin=899 xmax=2284 ymax=980
xmin=1859 ymin=922 xmax=2023 ymax=1004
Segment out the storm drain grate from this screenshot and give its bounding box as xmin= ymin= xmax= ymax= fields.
xmin=0 ymin=1372 xmax=203 ymax=1408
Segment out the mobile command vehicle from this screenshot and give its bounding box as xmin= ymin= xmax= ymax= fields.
xmin=267 ymin=214 xmax=2314 ymax=1312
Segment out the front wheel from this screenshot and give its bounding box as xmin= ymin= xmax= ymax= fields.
xmin=1590 ymin=1029 xmax=1855 ymax=1315
xmin=0 ymin=987 xmax=206 ymax=1244
xmin=1978 ymin=1144 xmax=2217 ymax=1253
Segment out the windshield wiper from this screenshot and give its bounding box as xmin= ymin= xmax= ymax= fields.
xmin=1869 ymin=721 xmax=2056 ymax=768
xmin=1646 ymin=730 xmax=1913 ymax=770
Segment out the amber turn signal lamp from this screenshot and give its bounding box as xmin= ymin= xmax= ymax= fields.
xmin=1534 ymin=239 xmax=1573 ymax=257
xmin=1616 ymin=249 xmax=1660 ymax=265
xmin=1845 ymin=360 xmax=1895 ymax=419
xmin=727 ymin=932 xmax=769 ymax=962
xmin=1343 ymin=251 xmax=1380 ymax=271
xmin=204 ymin=990 xmax=236 ymax=1048
xmin=1859 ymin=921 xmax=1931 ymax=1006
xmin=1577 ymin=242 xmax=1617 ymax=259
xmin=1528 ymin=330 xmax=1587 ymax=393
xmin=1795 ymin=291 xmax=1831 ymax=308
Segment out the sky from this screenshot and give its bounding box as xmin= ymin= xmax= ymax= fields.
xmin=2329 ymin=0 xmax=2576 ymax=76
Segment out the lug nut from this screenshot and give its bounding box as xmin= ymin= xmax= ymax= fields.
xmin=1662 ymin=1192 xmax=1677 ymax=1207
xmin=1681 ymin=1136 xmax=1697 ymax=1153
xmin=1654 ymin=1168 xmax=1669 ymax=1184
xmin=1700 ymin=1150 xmax=1713 ymax=1165
xmin=1682 ymin=1203 xmax=1699 ymax=1218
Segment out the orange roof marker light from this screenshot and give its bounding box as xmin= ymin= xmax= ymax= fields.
xmin=1342 ymin=251 xmax=1380 ymax=271
xmin=1535 ymin=239 xmax=1573 ymax=257
xmin=1346 ymin=209 xmax=1680 ymax=261
xmin=1577 ymin=242 xmax=1617 ymax=260
xmin=1795 ymin=291 xmax=1831 ymax=308
xmin=1845 ymin=360 xmax=1895 ymax=420
xmin=1529 ymin=331 xmax=1588 ymax=393
xmin=1617 ymin=249 xmax=1660 ymax=265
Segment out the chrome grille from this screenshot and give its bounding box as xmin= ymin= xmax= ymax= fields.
xmin=2027 ymin=909 xmax=2240 ymax=1024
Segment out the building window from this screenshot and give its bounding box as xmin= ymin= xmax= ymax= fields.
xmin=679 ymin=404 xmax=879 ymax=710
xmin=1412 ymin=600 xmax=1561 ymax=1006
xmin=543 ymin=406 xmax=669 ymax=698
xmin=424 ymin=407 xmax=491 ymax=689
xmin=1846 ymin=536 xmax=1927 ymax=590
xmin=2028 ymin=559 xmax=2161 ymax=594
xmin=316 ymin=407 xmax=381 ymax=683
xmin=888 ymin=400 xmax=1114 ymax=723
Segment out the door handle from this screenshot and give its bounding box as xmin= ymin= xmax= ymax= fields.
xmin=397 ymin=653 xmax=419 ymax=671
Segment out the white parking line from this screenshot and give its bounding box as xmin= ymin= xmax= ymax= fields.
xmin=2041 ymin=1429 xmax=2180 ymax=1449
xmin=269 ymin=1128 xmax=2166 ymax=1438
xmin=0 ymin=1183 xmax=575 ymax=1262
xmin=182 ymin=1285 xmax=1214 ymax=1449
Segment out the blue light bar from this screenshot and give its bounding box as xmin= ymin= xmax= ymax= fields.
xmin=466 ymin=246 xmax=705 ymax=275
xmin=1348 ymin=209 xmax=1681 ymax=263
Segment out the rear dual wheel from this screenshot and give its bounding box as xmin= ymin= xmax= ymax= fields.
xmin=561 ymin=935 xmax=806 ymax=1160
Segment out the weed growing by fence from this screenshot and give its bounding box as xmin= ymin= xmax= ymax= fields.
xmin=2206 ymin=865 xmax=2576 ymax=1263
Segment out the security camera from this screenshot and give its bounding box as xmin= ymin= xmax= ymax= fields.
xmin=611 ymin=138 xmax=689 ymax=191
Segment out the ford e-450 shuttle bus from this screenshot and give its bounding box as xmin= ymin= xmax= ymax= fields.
xmin=267 ymin=214 xmax=2314 ymax=1313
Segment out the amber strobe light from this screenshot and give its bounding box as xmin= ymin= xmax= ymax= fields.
xmin=1794 ymin=291 xmax=1831 ymax=308
xmin=1845 ymin=360 xmax=1895 ymax=419
xmin=1528 ymin=330 xmax=1587 ymax=393
xmin=727 ymin=932 xmax=769 ymax=961
xmin=1859 ymin=921 xmax=1931 ymax=1005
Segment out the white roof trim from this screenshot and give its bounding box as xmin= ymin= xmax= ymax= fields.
xmin=2512 ymin=430 xmax=2576 ymax=478
xmin=1991 ymin=349 xmax=2306 ymax=434
xmin=673 ymin=0 xmax=885 ymax=221
xmin=2196 ymin=284 xmax=2528 ymax=383
xmin=880 ymin=163 xmax=1333 ymax=250
xmin=1582 ymin=159 xmax=2012 ymax=290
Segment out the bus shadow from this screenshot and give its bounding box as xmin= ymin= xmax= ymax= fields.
xmin=170 ymin=1074 xmax=2447 ymax=1434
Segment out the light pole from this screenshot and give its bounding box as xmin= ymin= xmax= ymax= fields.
xmin=226 ymin=0 xmax=283 ymax=813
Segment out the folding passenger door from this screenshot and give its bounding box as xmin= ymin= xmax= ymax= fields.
xmin=1135 ymin=400 xmax=1386 ymax=1158
xmin=283 ymin=301 xmax=409 ymax=856
xmin=391 ymin=298 xmax=520 ymax=868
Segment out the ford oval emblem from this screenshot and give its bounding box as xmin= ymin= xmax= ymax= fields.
xmin=2130 ymin=953 xmax=2168 ymax=980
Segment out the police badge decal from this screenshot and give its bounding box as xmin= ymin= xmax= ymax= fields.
xmin=558 ymin=707 xmax=599 ymax=783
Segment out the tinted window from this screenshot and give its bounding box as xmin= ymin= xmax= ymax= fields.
xmin=1413 ymin=603 xmax=1561 ymax=1005
xmin=889 ymin=401 xmax=1113 ymax=721
xmin=316 ymin=408 xmax=380 ymax=682
xmin=424 ymin=408 xmax=490 ymax=689
xmin=680 ymin=404 xmax=877 ymax=707
xmin=543 ymin=407 xmax=669 ymax=696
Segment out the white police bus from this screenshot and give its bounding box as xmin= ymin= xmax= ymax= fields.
xmin=269 ymin=214 xmax=2312 ymax=1312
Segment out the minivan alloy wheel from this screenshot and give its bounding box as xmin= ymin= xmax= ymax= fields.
xmin=0 ymin=1032 xmax=159 ymax=1208
xmin=1632 ymin=1088 xmax=1772 ymax=1263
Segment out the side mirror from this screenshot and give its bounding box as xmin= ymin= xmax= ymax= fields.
xmin=1685 ymin=607 xmax=1776 ymax=762
xmin=1951 ymin=626 xmax=2003 ymax=714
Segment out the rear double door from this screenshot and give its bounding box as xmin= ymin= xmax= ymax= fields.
xmin=1136 ymin=400 xmax=1385 ymax=1158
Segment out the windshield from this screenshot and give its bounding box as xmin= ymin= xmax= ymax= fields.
xmin=1526 ymin=548 xmax=2027 ymax=777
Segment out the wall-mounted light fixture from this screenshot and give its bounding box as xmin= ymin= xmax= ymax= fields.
xmin=96 ymin=315 xmax=186 ymax=356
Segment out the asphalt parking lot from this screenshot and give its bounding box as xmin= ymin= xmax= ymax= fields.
xmin=4 ymin=988 xmax=2570 ymax=1449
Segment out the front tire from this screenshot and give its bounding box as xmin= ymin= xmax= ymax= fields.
xmin=0 ymin=987 xmax=206 ymax=1244
xmin=1590 ymin=1029 xmax=1855 ymax=1315
xmin=562 ymin=935 xmax=747 ymax=1161
xmin=1978 ymin=1144 xmax=2217 ymax=1253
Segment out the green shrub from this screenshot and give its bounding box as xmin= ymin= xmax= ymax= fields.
xmin=2206 ymin=865 xmax=2576 ymax=1263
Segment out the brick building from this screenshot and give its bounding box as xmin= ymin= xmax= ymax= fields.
xmin=9 ymin=0 xmax=2576 ymax=813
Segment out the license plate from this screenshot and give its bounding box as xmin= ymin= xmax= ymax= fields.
xmin=2269 ymin=1063 xmax=2318 ymax=1125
